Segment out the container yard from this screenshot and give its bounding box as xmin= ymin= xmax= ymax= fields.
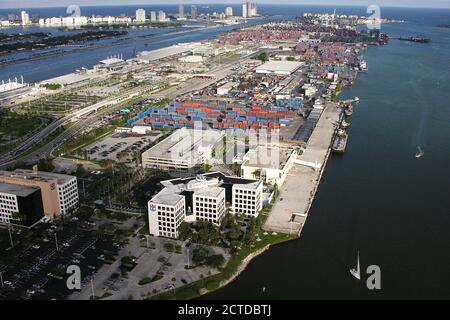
xmin=126 ymin=99 xmax=304 ymax=139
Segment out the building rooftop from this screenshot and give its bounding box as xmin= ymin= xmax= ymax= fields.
xmin=142 ymin=127 xmax=224 ymax=164
xmin=255 ymin=60 xmax=304 ymax=75
xmin=136 ymin=43 xmax=202 ymax=63
xmin=0 ymin=183 xmax=39 ymax=197
xmin=40 ymin=73 xmax=90 ymax=86
xmin=12 ymin=169 xmax=76 ymax=185
xmin=242 ymin=146 xmax=296 ymax=170
xmin=193 ymin=186 xmax=224 ymax=198
xmin=151 ymin=191 xmax=184 ymax=206
xmin=151 ymin=172 xmax=261 ymax=206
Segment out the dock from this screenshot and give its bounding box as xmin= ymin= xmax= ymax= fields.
xmin=263 ymin=102 xmax=342 ymax=235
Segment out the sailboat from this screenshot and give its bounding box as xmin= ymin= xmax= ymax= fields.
xmin=349 ymin=251 xmax=361 ymax=280
xmin=415 ymin=146 xmax=424 ymax=159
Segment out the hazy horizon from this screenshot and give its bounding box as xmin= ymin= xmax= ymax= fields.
xmin=1 ymin=0 xmax=450 ymax=10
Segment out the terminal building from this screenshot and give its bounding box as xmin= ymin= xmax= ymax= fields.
xmin=141 ymin=127 xmax=224 ymax=171
xmin=0 ymin=167 xmax=79 ymax=226
xmin=148 ymin=173 xmax=263 ymax=238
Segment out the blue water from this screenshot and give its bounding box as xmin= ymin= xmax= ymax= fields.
xmin=0 ymin=4 xmax=417 ymax=83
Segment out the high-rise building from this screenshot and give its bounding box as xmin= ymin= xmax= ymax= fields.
xmin=248 ymin=2 xmax=258 ymax=17
xmin=191 ymin=5 xmax=198 ymax=19
xmin=179 ymin=4 xmax=184 ymax=18
xmin=135 ymin=8 xmax=146 ymax=22
xmin=242 ymin=2 xmax=257 ymax=18
xmin=150 ymin=11 xmax=157 ymax=22
xmin=225 ymin=7 xmax=233 ymax=17
xmin=242 ymin=3 xmax=248 ymax=18
xmin=20 ymin=10 xmax=30 ymax=26
xmin=158 ymin=10 xmax=167 ymax=22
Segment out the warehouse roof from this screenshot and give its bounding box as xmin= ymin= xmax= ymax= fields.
xmin=255 ymin=60 xmax=304 ymax=75
xmin=136 ymin=43 xmax=202 ymax=63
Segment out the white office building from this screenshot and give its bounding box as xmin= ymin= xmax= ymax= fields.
xmin=136 ymin=9 xmax=146 ymax=22
xmin=225 ymin=7 xmax=233 ymax=17
xmin=191 ymin=5 xmax=198 ymax=19
xmin=242 ymin=4 xmax=248 ymax=18
xmin=21 ymin=11 xmax=30 ymax=26
xmin=148 ymin=173 xmax=263 ymax=238
xmin=232 ymin=181 xmax=263 ymax=217
xmin=150 ymin=11 xmax=157 ymax=22
xmin=148 ymin=192 xmax=185 ymax=239
xmin=158 ymin=10 xmax=167 ymax=22
xmin=141 ymin=127 xmax=224 ymax=171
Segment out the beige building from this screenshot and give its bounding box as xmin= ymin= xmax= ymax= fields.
xmin=0 ymin=167 xmax=78 ymax=218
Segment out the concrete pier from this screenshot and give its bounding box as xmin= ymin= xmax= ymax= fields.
xmin=263 ymin=102 xmax=342 ymax=234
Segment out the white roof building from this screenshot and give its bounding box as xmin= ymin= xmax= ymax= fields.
xmin=141 ymin=127 xmax=225 ymax=171
xmin=255 ymin=61 xmax=304 ymax=75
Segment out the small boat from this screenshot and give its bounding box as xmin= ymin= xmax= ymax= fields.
xmin=345 ymin=105 xmax=353 ymax=117
xmin=350 ymin=251 xmax=361 ymax=280
xmin=341 ymin=120 xmax=350 ymax=129
xmin=415 ymin=146 xmax=424 ymax=159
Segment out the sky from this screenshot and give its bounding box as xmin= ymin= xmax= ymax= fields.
xmin=0 ymin=0 xmax=449 ymax=9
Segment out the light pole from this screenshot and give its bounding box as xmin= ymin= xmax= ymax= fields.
xmin=7 ymin=223 xmax=14 ymax=248
xmin=186 ymin=246 xmax=190 ymax=269
xmin=91 ymin=278 xmax=95 ymax=300
xmin=54 ymin=233 xmax=59 ymax=251
xmin=145 ymin=235 xmax=150 ymax=249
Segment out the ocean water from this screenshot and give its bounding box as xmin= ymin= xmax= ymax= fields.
xmin=203 ymin=7 xmax=450 ymax=299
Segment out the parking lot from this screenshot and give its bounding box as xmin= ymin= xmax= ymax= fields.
xmin=85 ymin=132 xmax=162 ymax=162
xmin=0 ymin=223 xmax=119 ymax=300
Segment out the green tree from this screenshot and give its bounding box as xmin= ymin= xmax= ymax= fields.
xmin=205 ymin=254 xmax=225 ymax=269
xmin=178 ymin=222 xmax=192 ymax=241
xmin=75 ymin=164 xmax=86 ymax=177
xmin=258 ymin=52 xmax=269 ymax=62
xmin=192 ymin=246 xmax=209 ymax=266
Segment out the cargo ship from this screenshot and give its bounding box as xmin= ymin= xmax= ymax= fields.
xmin=332 ymin=129 xmax=348 ymax=154
xmin=398 ymin=36 xmax=431 ymax=43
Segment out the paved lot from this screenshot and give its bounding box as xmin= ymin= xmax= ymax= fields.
xmin=264 ymin=102 xmax=341 ymax=234
xmin=86 ymin=132 xmax=161 ymax=162
xmin=69 ymin=235 xmax=229 ymax=300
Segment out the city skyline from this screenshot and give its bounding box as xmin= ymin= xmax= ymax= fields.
xmin=1 ymin=0 xmax=450 ymax=10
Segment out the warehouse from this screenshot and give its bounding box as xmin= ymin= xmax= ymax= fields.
xmin=136 ymin=43 xmax=202 ymax=63
xmin=255 ymin=60 xmax=304 ymax=75
xmin=141 ymin=127 xmax=225 ymax=171
xmin=217 ymin=81 xmax=238 ymax=96
xmin=40 ymin=72 xmax=91 ymax=88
